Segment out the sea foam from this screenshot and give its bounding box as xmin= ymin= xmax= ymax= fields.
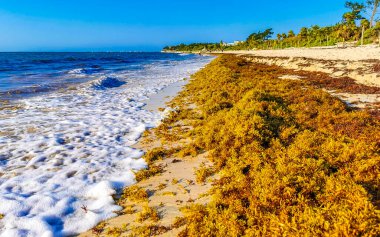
xmin=0 ymin=54 xmax=213 ymax=236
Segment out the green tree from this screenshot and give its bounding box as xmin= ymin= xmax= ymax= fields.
xmin=343 ymin=1 xmax=365 ymax=24
xmin=219 ymin=40 xmax=225 ymax=51
xmin=361 ymin=18 xmax=371 ymax=29
xmin=288 ymin=30 xmax=295 ymax=37
xmin=246 ymin=28 xmax=273 ymax=48
xmin=262 ymin=28 xmax=274 ymax=40
xmin=298 ymin=27 xmax=308 ymax=38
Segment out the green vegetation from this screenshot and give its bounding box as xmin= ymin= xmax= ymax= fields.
xmin=161 ymin=55 xmax=379 ymax=236
xmin=164 ymin=42 xmax=225 ymax=52
xmin=163 ymin=1 xmax=380 ymax=51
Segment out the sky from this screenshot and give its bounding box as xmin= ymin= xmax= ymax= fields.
xmin=0 ymin=0 xmax=351 ymax=52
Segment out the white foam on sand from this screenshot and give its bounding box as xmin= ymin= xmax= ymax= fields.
xmin=0 ymin=55 xmax=213 ymax=237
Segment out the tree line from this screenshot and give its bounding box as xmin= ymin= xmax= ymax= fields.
xmin=163 ymin=0 xmax=380 ymax=52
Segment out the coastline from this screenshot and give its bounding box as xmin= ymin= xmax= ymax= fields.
xmin=80 ymin=53 xmax=379 ymax=236
xmin=163 ymin=44 xmax=380 ymax=61
xmin=0 ymin=53 xmax=214 ymax=236
xmin=80 ymin=65 xmax=217 ymax=237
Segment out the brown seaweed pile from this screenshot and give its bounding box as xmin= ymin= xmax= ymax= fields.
xmin=165 ymin=55 xmax=380 ymax=236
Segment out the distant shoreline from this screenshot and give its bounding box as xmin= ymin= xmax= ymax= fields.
xmin=164 ymin=45 xmax=380 ymax=89
xmin=163 ymin=44 xmax=380 ymax=61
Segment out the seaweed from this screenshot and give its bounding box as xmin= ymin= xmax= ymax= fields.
xmin=169 ymin=55 xmax=380 ymax=236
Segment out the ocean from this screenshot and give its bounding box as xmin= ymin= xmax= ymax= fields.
xmin=0 ymin=52 xmax=213 ymax=236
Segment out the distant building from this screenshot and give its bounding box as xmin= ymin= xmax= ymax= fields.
xmin=223 ymin=41 xmax=244 ymax=46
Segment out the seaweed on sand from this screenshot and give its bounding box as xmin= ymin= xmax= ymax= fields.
xmin=167 ymin=55 xmax=380 ymax=236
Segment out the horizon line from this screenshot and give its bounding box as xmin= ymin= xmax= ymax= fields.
xmin=0 ymin=51 xmax=165 ymax=53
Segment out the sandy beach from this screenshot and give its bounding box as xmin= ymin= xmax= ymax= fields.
xmin=220 ymin=45 xmax=380 ymax=61
xmin=215 ymin=46 xmax=380 ymax=110
xmin=3 ymin=0 xmax=380 ymax=236
xmin=80 ymin=48 xmax=380 ymax=236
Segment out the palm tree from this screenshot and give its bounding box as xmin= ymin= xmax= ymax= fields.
xmin=288 ymin=30 xmax=295 ymax=38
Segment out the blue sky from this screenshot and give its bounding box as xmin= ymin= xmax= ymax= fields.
xmin=0 ymin=0 xmax=349 ymax=51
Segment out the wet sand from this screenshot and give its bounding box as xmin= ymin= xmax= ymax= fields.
xmin=143 ymin=79 xmax=188 ymax=112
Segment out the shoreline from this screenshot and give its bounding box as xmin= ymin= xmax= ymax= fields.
xmin=0 ymin=53 xmax=214 ymax=236
xmin=163 ymin=44 xmax=380 ymax=61
xmin=80 ymin=68 xmax=216 ymax=237
xmin=142 ymin=79 xmax=189 ymax=112
xmin=80 ymin=54 xmax=379 ymax=236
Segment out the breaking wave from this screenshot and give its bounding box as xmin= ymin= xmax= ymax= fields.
xmin=92 ymin=77 xmax=126 ymax=90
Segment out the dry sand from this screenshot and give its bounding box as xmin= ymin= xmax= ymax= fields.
xmin=218 ymin=46 xmax=380 ymax=110
xmin=221 ymin=45 xmax=380 ymax=61
xmin=239 ymin=55 xmax=380 ymax=87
